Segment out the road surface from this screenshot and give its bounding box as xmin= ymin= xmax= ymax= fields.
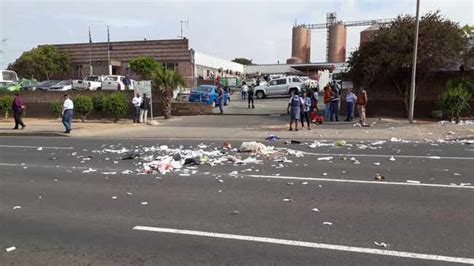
xmin=0 ymin=136 xmax=473 ymax=265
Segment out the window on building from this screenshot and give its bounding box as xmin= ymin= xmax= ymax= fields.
xmin=164 ymin=62 xmax=178 ymax=70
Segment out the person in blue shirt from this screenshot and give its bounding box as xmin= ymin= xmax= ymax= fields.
xmin=287 ymin=91 xmax=304 ymax=131
xmin=301 ymin=91 xmax=312 ymax=130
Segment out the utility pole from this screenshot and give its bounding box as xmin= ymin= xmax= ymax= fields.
xmin=408 ymin=0 xmax=420 ymax=123
xmin=88 ymin=27 xmax=93 ymax=76
xmin=107 ymin=25 xmax=112 ymax=75
xmin=179 ymin=18 xmax=189 ymax=39
xmin=0 ymin=38 xmax=7 ymax=68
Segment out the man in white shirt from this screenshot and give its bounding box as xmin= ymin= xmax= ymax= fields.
xmin=241 ymin=82 xmax=249 ymax=100
xmin=132 ymin=92 xmax=142 ymax=123
xmin=62 ymin=94 xmax=74 ymax=133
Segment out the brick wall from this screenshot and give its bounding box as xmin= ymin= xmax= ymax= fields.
xmin=0 ymin=91 xmax=212 ymax=119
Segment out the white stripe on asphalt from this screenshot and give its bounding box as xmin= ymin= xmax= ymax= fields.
xmin=0 ymin=145 xmax=73 ymax=150
xmin=133 ymin=226 xmax=474 ymax=264
xmin=299 ymin=151 xmax=474 ymax=160
xmin=247 ymin=174 xmax=474 ymax=189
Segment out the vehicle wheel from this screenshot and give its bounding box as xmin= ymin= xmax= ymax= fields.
xmin=256 ymin=91 xmax=265 ymax=99
xmin=97 ymin=87 xmax=102 ymax=91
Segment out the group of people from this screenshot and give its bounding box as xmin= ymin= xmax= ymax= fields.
xmin=11 ymin=93 xmax=74 ymax=133
xmin=287 ymin=83 xmax=368 ymax=131
xmin=131 ymin=92 xmax=151 ymax=123
xmin=240 ymin=82 xmax=255 ymax=109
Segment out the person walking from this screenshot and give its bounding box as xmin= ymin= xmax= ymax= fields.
xmin=356 ymin=87 xmax=368 ymax=126
xmin=345 ymin=89 xmax=358 ymax=122
xmin=140 ymin=93 xmax=151 ymax=124
xmin=12 ymin=93 xmax=26 ymax=130
xmin=132 ymin=92 xmax=142 ymax=123
xmin=62 ymin=94 xmax=74 ymax=133
xmin=287 ymin=91 xmax=304 ymax=131
xmin=217 ymin=86 xmax=224 ymax=114
xmin=329 ymin=84 xmax=340 ymax=122
xmin=301 ymin=91 xmax=312 ymax=130
xmin=323 ymin=85 xmax=332 ymax=120
xmin=241 ymin=82 xmax=248 ymax=100
xmin=248 ymin=85 xmax=255 ymax=109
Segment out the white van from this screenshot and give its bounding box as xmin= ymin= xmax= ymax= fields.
xmin=0 ymin=70 xmax=19 ymax=88
xmin=101 ymin=75 xmax=135 ymax=91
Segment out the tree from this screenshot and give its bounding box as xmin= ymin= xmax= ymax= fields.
xmin=347 ymin=11 xmax=468 ymax=115
xmin=438 ymin=79 xmax=472 ymax=123
xmin=129 ymin=56 xmax=186 ymax=119
xmin=8 ymin=45 xmax=69 ymax=80
xmin=104 ymin=93 xmax=128 ymax=123
xmin=232 ymin=58 xmax=253 ymax=65
xmin=74 ymin=96 xmax=94 ymax=122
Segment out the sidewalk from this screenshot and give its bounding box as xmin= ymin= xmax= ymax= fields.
xmin=1 ymin=116 xmax=473 ymax=141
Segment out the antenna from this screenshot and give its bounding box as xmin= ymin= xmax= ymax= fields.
xmin=179 ymin=17 xmax=189 ymax=39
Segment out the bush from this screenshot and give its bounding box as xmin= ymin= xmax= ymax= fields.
xmin=104 ymin=93 xmax=128 ymax=123
xmin=74 ymin=95 xmax=93 ymax=122
xmin=0 ymin=95 xmax=14 ymax=118
xmin=438 ymin=82 xmax=472 ymax=123
xmin=93 ymin=95 xmax=107 ymax=114
xmin=49 ymin=102 xmax=62 ymax=119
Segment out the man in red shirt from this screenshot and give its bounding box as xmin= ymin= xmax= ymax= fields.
xmin=12 ymin=93 xmax=26 ymax=130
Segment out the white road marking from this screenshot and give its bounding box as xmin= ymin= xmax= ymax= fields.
xmin=247 ymin=174 xmax=474 ymax=190
xmin=299 ymin=150 xmax=474 ymax=160
xmin=133 ymin=226 xmax=474 ymax=264
xmin=0 ymin=145 xmax=73 ymax=150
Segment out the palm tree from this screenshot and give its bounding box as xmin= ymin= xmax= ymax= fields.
xmin=129 ymin=56 xmax=186 ymax=119
xmin=152 ymin=67 xmax=186 ymax=119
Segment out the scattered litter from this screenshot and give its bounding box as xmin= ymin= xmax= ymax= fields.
xmin=121 ymin=170 xmax=133 ymax=174
xmin=126 ymin=192 xmax=133 ymax=196
xmin=283 ymin=198 xmax=293 ymax=202
xmin=223 ymin=141 xmax=232 ymax=150
xmin=122 ymin=152 xmax=140 ymax=160
xmin=141 ymin=201 xmax=148 ymax=205
xmin=335 ymin=140 xmax=347 ymax=146
xmin=453 ymin=173 xmax=461 ymax=176
xmin=5 ymin=246 xmax=16 ymax=252
xmin=101 ymin=172 xmax=117 ymax=175
xmin=179 ymin=173 xmax=191 ymax=176
xmin=389 ymin=156 xmax=396 ymax=161
xmin=302 ymin=182 xmax=309 ymax=185
xmin=231 ymin=210 xmax=240 ymax=215
xmin=112 ymin=196 xmax=117 ymax=199
xmin=12 ymin=206 xmax=21 ymax=210
xmin=286 ymin=182 xmax=294 ymax=186
xmin=285 ymin=140 xmax=301 ymax=145
xmin=447 ymin=131 xmax=455 ymax=135
xmin=406 ymin=180 xmax=420 ymax=184
xmin=82 ymin=168 xmax=97 ymax=173
xmin=265 ymin=135 xmax=280 ymax=142
xmin=323 ymin=222 xmax=333 ymax=225
xmin=38 ymin=196 xmax=42 ymax=199
xmin=37 ymin=147 xmax=43 ymax=151
xmin=371 ymin=141 xmax=386 ymax=146
xmin=322 ymin=172 xmax=328 ymax=176
xmin=239 ymin=142 xmax=273 ymax=154
xmin=374 ymin=242 xmax=390 ymax=248
xmin=373 ymin=162 xmax=381 ymax=166
xmin=375 ymin=174 xmax=385 ymax=181
xmin=197 ymin=143 xmax=207 ymax=149
xmin=317 ymin=156 xmax=333 ymax=161
xmin=460 ymin=183 xmax=471 ymax=186
xmin=217 ymin=179 xmax=224 ymax=183
xmin=311 ymin=208 xmax=320 ymax=212
xmin=54 ymin=179 xmax=58 ymax=182
xmin=218 ymin=190 xmax=222 ymax=193
xmin=428 ymin=156 xmax=441 ymax=159
xmin=390 ymin=137 xmax=401 ymax=142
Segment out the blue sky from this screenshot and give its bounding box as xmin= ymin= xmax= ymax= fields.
xmin=0 ymin=0 xmax=472 ymax=69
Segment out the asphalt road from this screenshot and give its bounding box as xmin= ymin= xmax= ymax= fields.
xmin=0 ymin=136 xmax=473 ymax=265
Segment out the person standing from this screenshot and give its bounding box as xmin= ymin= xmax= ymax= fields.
xmin=140 ymin=93 xmax=151 ymax=124
xmin=217 ymin=86 xmax=224 ymax=114
xmin=62 ymin=94 xmax=74 ymax=133
xmin=287 ymin=91 xmax=304 ymax=131
xmin=132 ymin=92 xmax=142 ymax=123
xmin=301 ymin=91 xmax=312 ymax=130
xmin=123 ymin=76 xmax=131 ymax=90
xmin=241 ymin=82 xmax=248 ymax=100
xmin=329 ymin=84 xmax=340 ymax=122
xmin=323 ymin=85 xmax=332 ymax=119
xmin=248 ymin=85 xmax=255 ymax=109
xmin=356 ymin=87 xmax=368 ymax=126
xmin=345 ymin=89 xmax=358 ymax=122
xmin=12 ymin=93 xmax=26 ymax=130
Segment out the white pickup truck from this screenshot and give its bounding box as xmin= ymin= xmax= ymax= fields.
xmin=72 ymin=75 xmax=106 ymax=90
xmin=253 ymin=76 xmax=304 ymax=99
xmin=101 ymin=75 xmax=135 ymax=91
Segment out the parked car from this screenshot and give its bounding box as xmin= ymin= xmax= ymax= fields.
xmin=48 ymin=80 xmax=73 ymax=91
xmin=0 ymin=70 xmax=19 ymax=90
xmin=36 ymin=80 xmax=61 ymax=91
xmin=188 ymin=85 xmax=230 ymax=107
xmin=253 ymin=76 xmax=304 ymax=99
xmin=101 ymin=75 xmax=134 ymax=90
xmin=6 ymin=79 xmax=40 ymax=92
xmin=72 ymin=75 xmax=106 ymax=90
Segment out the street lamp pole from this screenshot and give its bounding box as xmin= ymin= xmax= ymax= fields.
xmin=408 ymin=0 xmax=420 ymax=123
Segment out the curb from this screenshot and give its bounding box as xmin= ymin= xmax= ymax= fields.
xmin=0 ymin=132 xmax=69 ymax=137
